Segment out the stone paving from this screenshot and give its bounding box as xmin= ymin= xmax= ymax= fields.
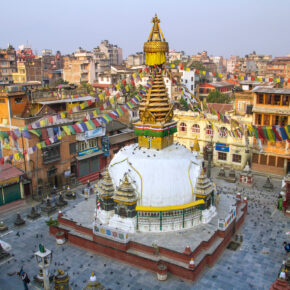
xmin=0 ymin=169 xmax=289 ymax=289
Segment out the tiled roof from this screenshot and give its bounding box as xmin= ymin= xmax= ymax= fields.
xmin=0 ymin=164 xmax=24 ymax=182
xmin=207 ymin=103 xmax=233 ymax=114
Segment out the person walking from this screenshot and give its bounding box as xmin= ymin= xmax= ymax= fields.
xmin=18 ymin=268 xmax=30 ymax=290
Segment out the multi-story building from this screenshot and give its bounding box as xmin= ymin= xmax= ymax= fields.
xmin=97 ymin=40 xmax=123 ymax=66
xmin=63 ymin=48 xmax=96 ymax=84
xmin=127 ymin=53 xmax=145 ymax=66
xmin=174 ymin=110 xmax=252 ymax=170
xmin=181 ymin=69 xmax=196 ymax=96
xmin=227 ymin=56 xmax=240 ymax=74
xmin=0 ymin=45 xmax=17 ymax=84
xmin=198 ymin=81 xmax=235 ymax=101
xmin=251 ymin=87 xmax=290 ymax=176
xmin=168 ymin=49 xmax=185 ymax=63
xmin=267 ymin=56 xmax=290 ymax=79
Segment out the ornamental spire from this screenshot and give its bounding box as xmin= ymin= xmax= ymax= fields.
xmin=144 ymin=14 xmax=169 ymax=66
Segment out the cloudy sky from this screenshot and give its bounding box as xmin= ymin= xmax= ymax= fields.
xmin=1 ymin=0 xmax=289 ymax=58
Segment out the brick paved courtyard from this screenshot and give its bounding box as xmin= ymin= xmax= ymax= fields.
xmin=0 ymin=170 xmax=289 ymax=290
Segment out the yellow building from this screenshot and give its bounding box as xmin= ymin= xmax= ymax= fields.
xmin=12 ymin=62 xmax=26 ymax=83
xmin=174 ymin=110 xmax=253 ymax=170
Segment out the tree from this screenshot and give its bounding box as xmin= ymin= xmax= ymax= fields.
xmin=207 ymin=90 xmax=231 ymax=104
xmin=179 ymin=97 xmax=189 ymax=110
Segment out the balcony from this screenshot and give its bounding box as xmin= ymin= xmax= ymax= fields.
xmin=42 ymin=143 xmax=61 ymax=164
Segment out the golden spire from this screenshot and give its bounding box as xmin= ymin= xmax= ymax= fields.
xmin=96 ymin=169 xmax=114 ymax=198
xmin=192 ymin=138 xmax=200 ymax=152
xmin=144 ymin=14 xmax=169 ymax=66
xmin=113 ymin=173 xmax=138 ymax=203
xmin=139 ymin=71 xmax=173 ymax=124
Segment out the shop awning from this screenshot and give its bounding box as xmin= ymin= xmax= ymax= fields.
xmin=76 ymin=150 xmax=104 ymax=161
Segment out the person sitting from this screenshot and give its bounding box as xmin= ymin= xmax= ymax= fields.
xmin=283 ymin=242 xmax=290 ymax=253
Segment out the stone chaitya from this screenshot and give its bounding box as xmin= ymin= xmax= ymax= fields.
xmin=95 ymin=169 xmax=115 ymax=224
xmin=108 ymin=174 xmax=138 ymax=232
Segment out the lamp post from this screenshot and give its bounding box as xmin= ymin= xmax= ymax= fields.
xmin=34 ymin=244 xmax=52 ymax=290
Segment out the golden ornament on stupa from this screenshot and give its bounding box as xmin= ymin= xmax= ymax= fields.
xmin=144 ymin=14 xmax=169 ymax=66
xmin=192 ymin=138 xmax=200 ymax=152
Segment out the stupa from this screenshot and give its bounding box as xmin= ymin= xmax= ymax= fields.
xmin=96 ymin=14 xmax=217 ymax=233
xmin=50 ymin=15 xmax=247 ymax=282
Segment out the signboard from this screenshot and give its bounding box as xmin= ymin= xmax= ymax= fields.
xmin=76 ymin=128 xmax=105 ymax=141
xmin=78 ymin=146 xmax=99 ymax=157
xmin=101 ymin=136 xmax=110 ymax=157
xmin=215 ymin=143 xmax=229 ymax=152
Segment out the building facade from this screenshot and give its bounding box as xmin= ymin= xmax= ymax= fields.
xmin=174 ymin=110 xmax=252 ymax=170
xmin=0 ymin=45 xmax=17 ymax=84
xmin=251 ymin=87 xmax=290 ymax=176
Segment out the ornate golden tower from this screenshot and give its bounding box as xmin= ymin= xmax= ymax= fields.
xmin=144 ymin=14 xmax=168 ymax=66
xmin=134 ymin=15 xmax=176 ymax=150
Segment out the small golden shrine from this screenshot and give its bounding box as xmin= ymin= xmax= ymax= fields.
xmin=96 ymin=169 xmax=115 ymax=211
xmin=113 ymin=173 xmax=138 ymax=218
xmin=97 ymin=169 xmax=114 ymax=198
xmin=192 ymin=138 xmax=200 ymax=152
xmin=144 ymin=14 xmax=168 ymax=66
xmin=195 ymin=170 xmax=215 ymax=208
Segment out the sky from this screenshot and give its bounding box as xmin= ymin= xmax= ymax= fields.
xmin=1 ymin=0 xmax=290 ymax=58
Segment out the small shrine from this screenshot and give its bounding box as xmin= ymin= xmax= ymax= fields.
xmin=97 ymin=169 xmax=115 ymax=211
xmin=239 ymin=162 xmax=253 ymax=186
xmin=113 ymin=173 xmax=138 ymax=218
xmin=192 ymin=138 xmax=200 ymax=152
xmin=195 ymin=170 xmax=215 ymax=209
xmin=95 ymin=169 xmax=115 ymax=224
xmin=108 ymin=173 xmax=138 ymax=233
xmin=27 ymin=206 xmax=41 ymax=220
xmin=263 ymin=176 xmax=274 ymax=191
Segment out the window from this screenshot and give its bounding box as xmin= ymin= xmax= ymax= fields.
xmin=256 ymin=114 xmax=262 ymax=125
xmin=180 ymin=122 xmax=187 ymax=132
xmin=69 ymin=143 xmax=77 ymax=155
xmin=260 ymin=155 xmax=267 ymax=165
xmin=268 ymin=155 xmax=276 ymax=166
xmin=282 ymin=96 xmax=289 ymax=106
xmin=218 ymin=152 xmax=227 ymax=161
xmin=252 ymin=153 xmax=259 ymax=164
xmin=277 ymin=157 xmax=284 ymax=168
xmin=273 ymin=115 xmax=280 ymax=125
xmin=205 ymin=125 xmax=213 ymax=136
xmin=257 ymin=94 xmax=263 ymax=104
xmin=232 ymin=154 xmax=241 ymax=163
xmin=185 ymin=80 xmax=188 ymax=83
xmin=263 ymin=115 xmax=270 ymax=126
xmin=0 ymin=99 xmax=5 ymax=103
xmin=42 ymin=143 xmax=61 ymax=164
xmin=274 ymin=95 xmax=280 ymax=105
xmin=219 ymin=127 xmax=228 ymax=138
xmin=191 ymin=85 xmax=194 ymax=91
xmin=281 ymin=116 xmax=287 ymax=126
xmin=14 ymin=97 xmax=23 ymax=104
xmin=192 ymin=124 xmax=200 ymax=133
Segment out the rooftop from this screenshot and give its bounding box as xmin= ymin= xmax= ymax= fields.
xmin=207 ymin=103 xmax=234 ymax=114
xmin=252 ymin=87 xmax=290 ymax=95
xmin=0 ymin=164 xmax=24 ymax=183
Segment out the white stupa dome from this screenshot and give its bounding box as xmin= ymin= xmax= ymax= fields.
xmin=108 ymin=143 xmax=202 ymax=207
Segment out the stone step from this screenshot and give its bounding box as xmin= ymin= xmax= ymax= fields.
xmin=127 ymin=236 xmax=224 ymax=269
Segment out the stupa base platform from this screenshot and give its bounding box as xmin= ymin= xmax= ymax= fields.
xmin=49 ymin=195 xmax=247 ymax=282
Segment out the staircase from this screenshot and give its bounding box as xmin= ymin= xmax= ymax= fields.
xmin=77 ymin=171 xmax=100 ymax=185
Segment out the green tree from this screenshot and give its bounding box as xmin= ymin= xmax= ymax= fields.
xmin=179 ymin=97 xmax=189 ymax=110
xmin=207 ymin=90 xmax=231 ymax=104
